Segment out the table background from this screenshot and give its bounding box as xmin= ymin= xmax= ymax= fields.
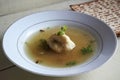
xmin=0 ymin=0 xmax=120 ymax=80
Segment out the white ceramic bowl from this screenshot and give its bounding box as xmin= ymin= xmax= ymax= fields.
xmin=2 ymin=11 xmax=117 ymax=77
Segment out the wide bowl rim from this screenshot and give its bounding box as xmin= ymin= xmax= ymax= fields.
xmin=2 ymin=10 xmax=117 ymax=77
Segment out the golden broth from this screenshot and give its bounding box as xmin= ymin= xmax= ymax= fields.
xmin=24 ymin=27 xmax=97 ymax=67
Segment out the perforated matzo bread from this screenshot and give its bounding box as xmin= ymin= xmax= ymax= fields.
xmin=70 ymin=0 xmax=120 ymax=37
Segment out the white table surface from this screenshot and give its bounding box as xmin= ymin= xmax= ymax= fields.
xmin=0 ymin=0 xmax=120 ymax=80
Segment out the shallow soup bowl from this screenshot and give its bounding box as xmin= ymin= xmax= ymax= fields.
xmin=2 ymin=11 xmax=117 ymax=77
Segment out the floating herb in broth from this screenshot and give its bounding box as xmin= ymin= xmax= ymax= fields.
xmin=81 ymin=45 xmax=93 ymax=55
xmin=24 ymin=26 xmax=97 ymax=67
xmin=66 ymin=61 xmax=77 ymax=66
xmin=57 ymin=25 xmax=67 ymax=36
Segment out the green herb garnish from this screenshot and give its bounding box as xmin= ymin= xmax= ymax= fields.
xmin=66 ymin=61 xmax=77 ymax=66
xmin=57 ymin=25 xmax=68 ymax=36
xmin=61 ymin=25 xmax=67 ymax=31
xmin=57 ymin=30 xmax=65 ymax=35
xmin=81 ymin=45 xmax=93 ymax=55
xmin=25 ymin=42 xmax=29 ymax=46
xmin=47 ymin=27 xmax=50 ymax=29
xmin=90 ymin=40 xmax=95 ymax=44
xmin=39 ymin=39 xmax=49 ymax=50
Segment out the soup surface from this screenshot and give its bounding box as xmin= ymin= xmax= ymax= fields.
xmin=24 ymin=26 xmax=97 ymax=67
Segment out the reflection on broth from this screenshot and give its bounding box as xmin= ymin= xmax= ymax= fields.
xmin=24 ymin=26 xmax=97 ymax=67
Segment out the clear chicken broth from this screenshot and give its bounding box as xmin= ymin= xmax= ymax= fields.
xmin=24 ymin=26 xmax=97 ymax=67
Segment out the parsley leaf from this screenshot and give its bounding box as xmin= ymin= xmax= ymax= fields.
xmin=81 ymin=45 xmax=93 ymax=55
xmin=57 ymin=25 xmax=68 ymax=36
xmin=39 ymin=39 xmax=49 ymax=50
xmin=66 ymin=61 xmax=77 ymax=66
